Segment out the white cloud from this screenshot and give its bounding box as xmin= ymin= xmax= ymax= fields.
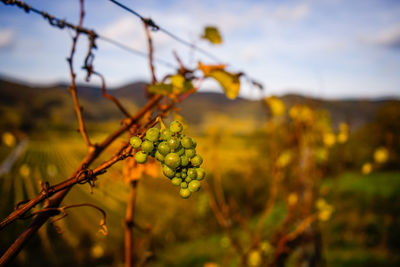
xmin=366 ymin=25 xmax=400 ymax=49
xmin=0 ymin=28 xmax=15 ymax=48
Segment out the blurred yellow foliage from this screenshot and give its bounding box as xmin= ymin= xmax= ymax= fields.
xmin=2 ymin=131 xmax=16 ymax=147
xmin=276 ymin=150 xmax=292 ymax=168
xmin=287 ymin=193 xmax=298 ymax=206
xmin=316 ymin=198 xmax=334 ymax=222
xmin=220 ymin=236 xmax=231 ymax=248
xmin=260 ymin=241 xmax=273 ymax=254
xmin=90 ymin=244 xmax=104 ymax=258
xmin=339 ymin=122 xmax=349 ymax=133
xmin=374 ymin=147 xmax=389 ymax=164
xmin=123 ymin=157 xmax=159 ymax=183
xmin=247 ymin=250 xmax=262 ymax=267
xmin=361 ymin=162 xmax=372 ymax=175
xmin=264 ymin=96 xmax=286 ymax=117
xmin=289 ymin=105 xmax=314 ymax=123
xmin=337 ymin=132 xmax=348 ymax=144
xmin=19 ymin=164 xmax=30 ymax=177
xmin=314 ymin=147 xmax=328 ymax=163
xmin=323 ymin=132 xmax=336 ymax=147
xmin=47 ymin=164 xmax=58 ymax=177
xmin=204 ymin=263 xmax=220 ymax=267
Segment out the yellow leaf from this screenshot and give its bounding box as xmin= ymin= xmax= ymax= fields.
xmin=198 ymin=62 xmax=241 ymax=99
xmin=264 ymin=96 xmax=286 ymax=116
xmin=208 ymin=70 xmax=241 ymax=99
xmin=201 ymin=26 xmax=222 ymax=44
xmin=198 ymin=62 xmax=226 ymax=76
xmin=170 ymin=74 xmax=193 ymax=94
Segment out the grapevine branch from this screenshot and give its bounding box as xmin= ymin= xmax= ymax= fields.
xmin=143 ymin=22 xmax=157 ymax=84
xmin=67 ymin=0 xmax=92 ymax=148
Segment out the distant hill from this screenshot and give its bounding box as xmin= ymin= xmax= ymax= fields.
xmin=0 ymin=77 xmax=397 ymax=132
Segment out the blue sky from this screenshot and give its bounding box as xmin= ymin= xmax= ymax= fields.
xmin=1 ymin=0 xmax=400 ymax=99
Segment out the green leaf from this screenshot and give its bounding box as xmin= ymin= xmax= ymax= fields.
xmin=147 ymin=83 xmax=173 ymax=95
xmin=201 ymin=26 xmax=222 ymax=45
xmin=206 ymin=70 xmax=240 ymax=100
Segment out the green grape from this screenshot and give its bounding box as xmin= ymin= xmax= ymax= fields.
xmin=155 ymin=151 xmax=165 ymax=162
xmin=181 ymin=136 xmax=194 ymax=149
xmin=168 ymin=137 xmax=180 ymax=150
xmin=141 ymin=140 xmax=154 ymax=153
xmin=171 ymin=177 xmax=182 ymax=186
xmin=196 ymin=168 xmax=206 ymax=180
xmin=192 ymin=138 xmax=197 ymax=148
xmin=164 ymin=153 xmax=180 ymax=169
xmin=182 ymin=168 xmax=188 ymax=173
xmin=188 ymin=180 xmax=201 ymax=192
xmin=185 ymin=149 xmax=196 ymax=158
xmin=185 ymin=177 xmax=192 ymax=183
xmin=130 ymin=136 xmax=142 ymax=148
xmin=170 ymin=120 xmax=183 ymax=133
xmin=191 ymin=155 xmax=203 ymax=167
xmin=187 ymin=168 xmax=197 ymax=179
xmin=145 ymin=127 xmax=160 ymax=142
xmin=175 ymin=172 xmax=181 ymax=178
xmin=160 ymin=128 xmax=172 ymax=140
xmin=158 ymin=141 xmax=170 ymax=155
xmin=134 ymin=151 xmax=148 ymax=164
xmin=180 ymin=155 xmax=189 ymax=166
xmin=179 ymin=188 xmax=191 ymax=199
xmin=180 ymin=182 xmax=188 ymax=188
xmin=162 ymin=164 xmax=175 ymax=178
xmin=176 ymin=146 xmax=185 ymax=156
xmin=181 ymin=172 xmax=187 ymax=178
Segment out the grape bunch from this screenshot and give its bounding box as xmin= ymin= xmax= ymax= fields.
xmin=129 ymin=120 xmax=205 ymax=199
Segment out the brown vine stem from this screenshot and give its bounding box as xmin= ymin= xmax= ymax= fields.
xmin=124 ymin=180 xmax=138 ymax=267
xmin=93 ymin=71 xmax=133 ymax=118
xmin=67 ymin=0 xmax=92 ymax=148
xmin=143 ymin=22 xmax=157 ymax=84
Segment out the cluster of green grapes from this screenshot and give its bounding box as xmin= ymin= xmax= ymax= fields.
xmin=129 ymin=120 xmax=205 ymax=199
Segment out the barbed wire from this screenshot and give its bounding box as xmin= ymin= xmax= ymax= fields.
xmin=0 ymin=0 xmax=177 ymax=70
